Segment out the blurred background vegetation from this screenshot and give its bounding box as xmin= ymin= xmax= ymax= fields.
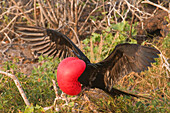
xmin=0 ymin=0 xmax=169 ymax=112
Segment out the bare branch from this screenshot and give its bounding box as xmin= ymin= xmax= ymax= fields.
xmin=68 ymin=25 xmax=81 ymax=47
xmin=38 ymin=0 xmax=58 ymax=28
xmin=78 ymin=4 xmax=103 ymax=33
xmin=141 ymin=0 xmax=170 ymax=14
xmin=0 ymin=70 xmax=30 ymax=106
xmin=52 ymin=79 xmax=59 ymax=98
xmin=0 ymin=7 xmax=38 ymax=33
xmin=11 ymin=0 xmax=34 ymax=25
xmin=146 ymin=42 xmax=170 ymax=78
xmin=0 ymin=15 xmax=18 ymax=33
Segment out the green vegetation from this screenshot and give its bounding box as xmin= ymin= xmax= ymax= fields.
xmin=83 ymin=21 xmax=138 ymax=62
xmin=0 ymin=0 xmax=169 ymax=112
xmin=0 ymin=56 xmax=59 ymax=112
xmin=0 ymin=25 xmax=169 ymax=112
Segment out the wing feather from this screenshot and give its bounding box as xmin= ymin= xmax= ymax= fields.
xmin=15 ymin=25 xmax=90 ymax=63
xmin=98 ymin=43 xmax=160 ymax=86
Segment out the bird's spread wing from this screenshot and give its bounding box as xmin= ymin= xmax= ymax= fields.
xmin=97 ymin=43 xmax=160 ymax=90
xmin=15 ymin=26 xmax=90 ymax=63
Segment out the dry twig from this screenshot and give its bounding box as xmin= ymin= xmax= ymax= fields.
xmin=11 ymin=0 xmax=34 ymax=24
xmin=146 ymin=42 xmax=170 ymax=78
xmin=0 ymin=70 xmax=30 ymax=106
xmin=141 ymin=0 xmax=170 ymax=14
xmin=43 ymin=80 xmax=60 ymax=111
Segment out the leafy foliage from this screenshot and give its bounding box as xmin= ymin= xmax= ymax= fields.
xmin=82 ymin=21 xmax=137 ymax=62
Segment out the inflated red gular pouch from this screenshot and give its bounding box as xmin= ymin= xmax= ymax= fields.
xmin=57 ymin=57 xmax=86 ymax=95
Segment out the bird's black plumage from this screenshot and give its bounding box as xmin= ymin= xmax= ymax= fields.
xmin=15 ymin=25 xmax=160 ymax=98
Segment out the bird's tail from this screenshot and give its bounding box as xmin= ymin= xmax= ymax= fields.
xmin=107 ymin=87 xmax=151 ymax=99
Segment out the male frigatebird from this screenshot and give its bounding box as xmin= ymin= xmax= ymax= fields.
xmin=15 ymin=26 xmax=160 ymax=98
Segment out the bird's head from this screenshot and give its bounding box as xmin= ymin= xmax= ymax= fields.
xmin=57 ymin=57 xmax=86 ymax=95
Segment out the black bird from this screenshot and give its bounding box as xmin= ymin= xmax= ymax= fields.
xmin=15 ymin=26 xmax=160 ymax=98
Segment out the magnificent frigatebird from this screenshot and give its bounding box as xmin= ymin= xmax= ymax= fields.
xmin=15 ymin=26 xmax=160 ymax=98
